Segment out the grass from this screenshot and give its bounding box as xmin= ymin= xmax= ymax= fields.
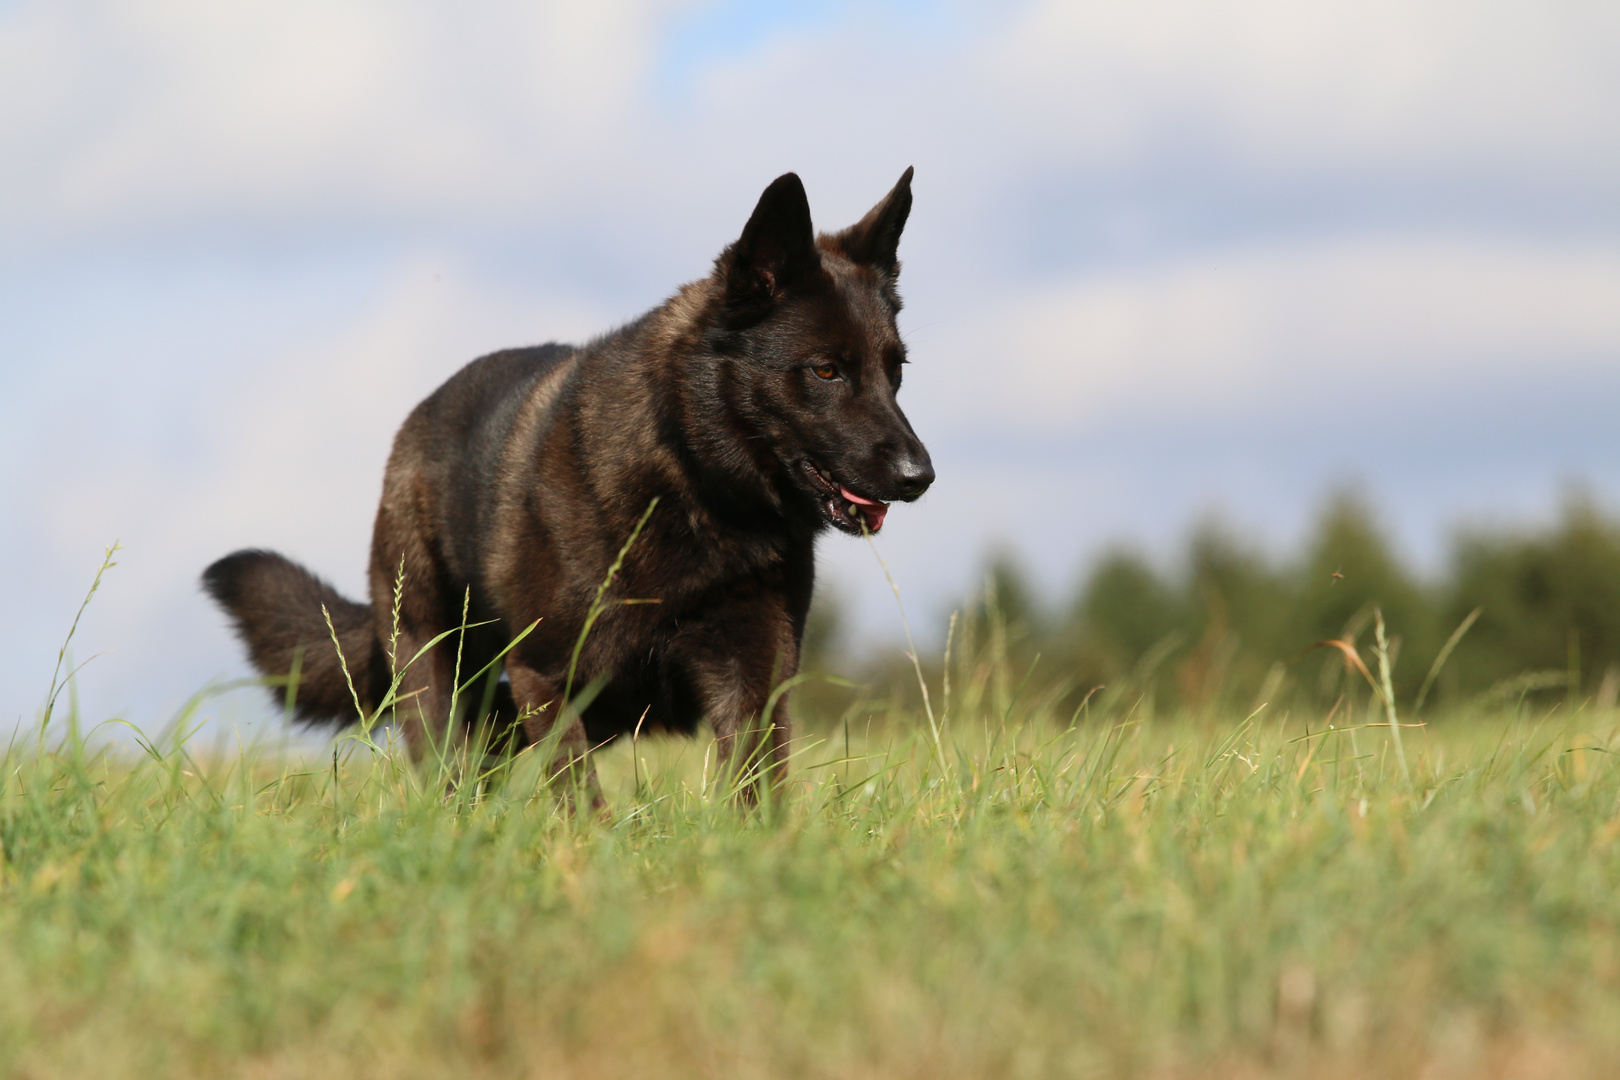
xmin=8 ymin=549 xmax=1620 ymax=1078
xmin=6 ymin=698 xmax=1620 ymax=1078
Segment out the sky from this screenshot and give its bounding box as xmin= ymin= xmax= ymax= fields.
xmin=3 ymin=0 xmax=1618 ymax=738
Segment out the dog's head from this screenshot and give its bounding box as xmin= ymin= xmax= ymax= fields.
xmin=709 ymin=168 xmax=934 ymax=535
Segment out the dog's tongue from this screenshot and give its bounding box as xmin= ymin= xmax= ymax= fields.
xmin=840 ymin=486 xmax=889 ymax=532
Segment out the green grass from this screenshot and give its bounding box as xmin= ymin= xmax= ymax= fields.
xmin=5 ymin=699 xmax=1620 ymax=1079
xmin=9 ymin=545 xmax=1620 ymax=1078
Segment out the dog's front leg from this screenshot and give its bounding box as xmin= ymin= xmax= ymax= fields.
xmin=707 ymin=674 xmax=793 ymax=806
xmin=508 ymin=662 xmax=602 ymax=807
xmin=678 ymin=603 xmax=798 ymax=805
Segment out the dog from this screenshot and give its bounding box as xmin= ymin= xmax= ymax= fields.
xmin=203 ymin=168 xmax=933 ymax=798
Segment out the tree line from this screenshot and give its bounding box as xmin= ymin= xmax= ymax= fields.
xmin=809 ymin=492 xmax=1620 ymax=719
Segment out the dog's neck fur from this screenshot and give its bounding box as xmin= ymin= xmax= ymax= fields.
xmin=556 ymin=276 xmax=818 ymax=568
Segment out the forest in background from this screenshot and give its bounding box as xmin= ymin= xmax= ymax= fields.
xmin=807 ymin=491 xmax=1620 ymax=720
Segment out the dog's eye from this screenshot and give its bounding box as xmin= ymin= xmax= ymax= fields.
xmin=812 ymin=362 xmax=839 ymax=381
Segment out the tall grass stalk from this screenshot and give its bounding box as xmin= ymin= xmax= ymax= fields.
xmin=862 ymin=526 xmax=945 ymax=774
xmin=1372 ymin=608 xmax=1411 ymax=789
xmin=39 ymin=542 xmax=121 ymax=741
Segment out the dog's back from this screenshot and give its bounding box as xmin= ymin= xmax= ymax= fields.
xmin=386 ymin=344 xmax=577 ymax=605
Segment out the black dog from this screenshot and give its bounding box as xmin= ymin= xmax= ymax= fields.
xmin=203 ymin=169 xmax=933 ymax=797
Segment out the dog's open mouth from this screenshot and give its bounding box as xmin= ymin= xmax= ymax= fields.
xmin=802 ymin=461 xmax=889 ymax=534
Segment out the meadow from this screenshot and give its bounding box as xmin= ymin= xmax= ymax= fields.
xmin=7 ymin=541 xmax=1620 ymax=1078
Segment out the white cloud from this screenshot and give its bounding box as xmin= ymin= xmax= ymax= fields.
xmin=986 ymin=0 xmax=1620 ymax=174
xmin=0 ymin=0 xmax=674 ymax=230
xmin=927 ymin=239 xmax=1620 ymax=430
xmin=7 ymin=0 xmax=1615 ymax=240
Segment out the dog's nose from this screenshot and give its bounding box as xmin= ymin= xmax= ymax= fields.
xmin=893 ymin=451 xmax=935 ymax=500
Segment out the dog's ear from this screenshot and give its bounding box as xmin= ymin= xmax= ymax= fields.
xmin=721 ymin=172 xmax=817 ymax=310
xmin=832 ymin=166 xmax=913 ymax=276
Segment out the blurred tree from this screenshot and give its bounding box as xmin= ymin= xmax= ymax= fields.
xmin=1445 ymin=494 xmax=1620 ymax=703
xmin=971 ymin=549 xmax=1046 ymax=716
xmin=975 ymin=547 xmax=1045 ymax=640
xmin=1291 ymin=490 xmax=1438 ymax=699
xmin=1074 ymin=548 xmax=1185 ymax=670
xmin=840 ymin=490 xmax=1620 ymax=721
xmin=1181 ymin=522 xmax=1294 ymax=709
xmin=1061 ymin=548 xmax=1186 ymax=710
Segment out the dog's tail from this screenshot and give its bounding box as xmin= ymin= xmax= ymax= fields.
xmin=202 ymin=549 xmax=386 ymax=726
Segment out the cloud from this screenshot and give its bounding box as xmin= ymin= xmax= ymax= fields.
xmin=0 ymin=0 xmax=674 ymax=233
xmin=986 ymin=0 xmax=1620 ymax=177
xmin=923 ymin=238 xmax=1620 ymax=431
xmin=8 ymin=0 xmax=1614 ymax=245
